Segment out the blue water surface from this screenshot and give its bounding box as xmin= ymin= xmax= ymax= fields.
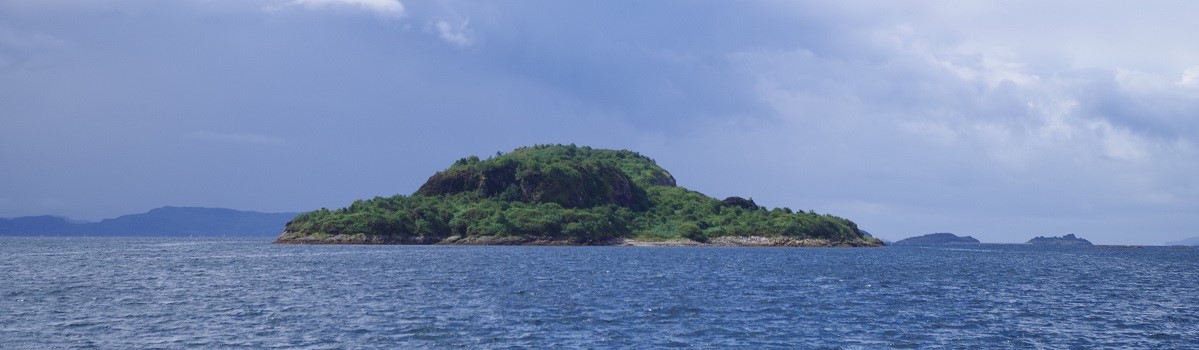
xmin=1 ymin=238 xmax=1196 ymax=348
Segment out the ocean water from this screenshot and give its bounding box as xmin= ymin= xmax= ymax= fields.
xmin=1 ymin=238 xmax=1196 ymax=348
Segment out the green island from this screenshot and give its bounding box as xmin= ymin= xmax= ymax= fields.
xmin=275 ymin=144 xmax=882 ymax=247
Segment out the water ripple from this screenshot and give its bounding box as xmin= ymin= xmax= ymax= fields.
xmin=1 ymin=238 xmax=1196 ymax=348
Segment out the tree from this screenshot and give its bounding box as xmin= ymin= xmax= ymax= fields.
xmin=678 ymin=222 xmax=706 ymax=242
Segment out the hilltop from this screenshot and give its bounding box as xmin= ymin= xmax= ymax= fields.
xmin=276 ymin=144 xmax=880 ymax=246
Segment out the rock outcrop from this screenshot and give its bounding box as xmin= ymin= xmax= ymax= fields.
xmin=1026 ymin=234 xmax=1093 ymax=246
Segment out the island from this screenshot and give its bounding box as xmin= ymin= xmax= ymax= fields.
xmin=892 ymin=232 xmax=980 ymax=245
xmin=275 ymin=144 xmax=882 ymax=247
xmin=1026 ymin=234 xmax=1093 ymax=246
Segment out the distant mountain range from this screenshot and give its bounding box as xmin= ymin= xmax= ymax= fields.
xmin=0 ymin=207 xmax=299 ymax=237
xmin=1166 ymin=237 xmax=1199 ymax=246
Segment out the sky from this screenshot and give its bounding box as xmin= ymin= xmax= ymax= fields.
xmin=2 ymin=0 xmax=1198 ymax=244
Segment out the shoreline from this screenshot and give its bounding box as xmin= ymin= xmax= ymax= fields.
xmin=273 ymin=233 xmax=883 ymax=247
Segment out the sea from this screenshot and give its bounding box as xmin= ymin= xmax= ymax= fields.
xmin=1 ymin=238 xmax=1196 ymax=349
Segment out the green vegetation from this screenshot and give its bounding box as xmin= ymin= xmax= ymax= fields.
xmin=277 ymin=144 xmax=880 ymax=245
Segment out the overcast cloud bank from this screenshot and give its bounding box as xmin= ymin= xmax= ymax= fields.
xmin=1 ymin=0 xmax=1196 ymax=244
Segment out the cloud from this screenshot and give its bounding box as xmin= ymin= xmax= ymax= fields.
xmin=1179 ymin=66 xmax=1199 ymax=88
xmin=187 ymin=131 xmax=285 ymax=146
xmin=706 ymin=14 xmax=1199 ymax=243
xmin=288 ymin=0 xmax=404 ymax=17
xmin=2 ymin=1 xmax=1197 ymax=243
xmin=737 ymin=23 xmax=1188 ymax=168
xmin=434 ymin=19 xmax=473 ymax=47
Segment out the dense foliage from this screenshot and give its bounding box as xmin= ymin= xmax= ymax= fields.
xmin=282 ymin=144 xmax=876 ymax=244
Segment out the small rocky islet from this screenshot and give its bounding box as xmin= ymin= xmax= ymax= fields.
xmin=1026 ymin=234 xmax=1093 ymax=246
xmin=892 ymin=232 xmax=980 ymax=245
xmin=275 ymin=144 xmax=882 ymax=247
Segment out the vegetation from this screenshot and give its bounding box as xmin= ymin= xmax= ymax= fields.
xmin=278 ymin=144 xmax=880 ymax=245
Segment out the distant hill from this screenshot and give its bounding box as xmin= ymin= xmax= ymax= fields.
xmin=1165 ymin=237 xmax=1199 ymax=246
xmin=1026 ymin=234 xmax=1092 ymax=246
xmin=893 ymin=232 xmax=980 ymax=245
xmin=0 ymin=216 xmax=76 ymax=235
xmin=0 ymin=207 xmax=299 ymax=237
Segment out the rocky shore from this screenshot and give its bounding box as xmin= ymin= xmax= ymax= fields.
xmin=614 ymin=236 xmax=882 ymax=247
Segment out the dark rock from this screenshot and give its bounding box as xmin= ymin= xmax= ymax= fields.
xmin=416 ymin=156 xmax=646 ymax=209
xmin=720 ymin=196 xmax=759 ymax=210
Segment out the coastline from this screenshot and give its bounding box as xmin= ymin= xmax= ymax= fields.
xmin=273 ymin=232 xmax=883 ymax=247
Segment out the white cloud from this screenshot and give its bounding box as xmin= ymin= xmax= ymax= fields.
xmin=188 ymin=131 xmax=285 ymax=146
xmin=1178 ymin=66 xmax=1199 ymax=88
xmin=288 ymin=0 xmax=404 ymax=17
xmin=877 ymin=26 xmax=1041 ymax=88
xmin=434 ymin=19 xmax=473 ymax=47
xmin=1115 ymin=68 xmax=1172 ymax=93
xmin=1090 ymin=119 xmax=1147 ymax=161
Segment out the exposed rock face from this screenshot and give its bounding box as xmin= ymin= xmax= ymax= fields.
xmin=720 ymin=197 xmax=759 ymax=210
xmin=416 ymin=158 xmax=647 ymax=209
xmin=416 ymin=159 xmax=519 ymax=198
xmin=893 ymin=232 xmax=981 ymax=245
xmin=648 ymin=170 xmax=677 ymax=187
xmin=1026 ymin=234 xmax=1093 ymax=246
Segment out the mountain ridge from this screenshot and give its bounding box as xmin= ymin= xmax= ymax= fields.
xmin=1164 ymin=237 xmax=1199 ymax=246
xmin=0 ymin=207 xmax=299 ymax=237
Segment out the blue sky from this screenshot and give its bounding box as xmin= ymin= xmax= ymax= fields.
xmin=2 ymin=0 xmax=1198 ymax=244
